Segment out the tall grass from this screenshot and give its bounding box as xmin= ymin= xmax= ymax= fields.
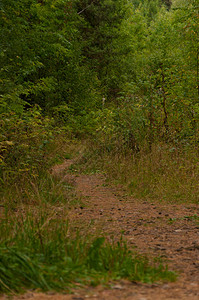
xmin=0 ymin=208 xmax=176 ymax=294
xmin=73 ymin=142 xmax=199 ymax=203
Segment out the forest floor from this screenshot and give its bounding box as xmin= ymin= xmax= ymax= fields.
xmin=4 ymin=158 xmax=199 ymax=300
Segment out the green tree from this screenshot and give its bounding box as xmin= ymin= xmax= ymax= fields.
xmin=74 ymin=0 xmax=133 ymax=100
xmin=0 ymin=0 xmax=99 ymax=114
xmin=125 ymin=0 xmax=199 ymax=146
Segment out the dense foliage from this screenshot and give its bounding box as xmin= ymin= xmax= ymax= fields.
xmin=0 ymin=0 xmax=99 ymax=114
xmin=1 ymin=0 xmax=199 ymax=186
xmin=1 ymin=0 xmax=198 ymax=143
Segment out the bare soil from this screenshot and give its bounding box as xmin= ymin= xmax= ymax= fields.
xmin=3 ymin=159 xmax=199 ymax=300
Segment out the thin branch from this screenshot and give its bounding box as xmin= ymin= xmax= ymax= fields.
xmin=172 ymin=6 xmax=199 ymax=10
xmin=77 ymin=1 xmax=95 ymax=15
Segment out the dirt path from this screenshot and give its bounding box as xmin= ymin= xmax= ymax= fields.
xmin=6 ymin=160 xmax=199 ymax=300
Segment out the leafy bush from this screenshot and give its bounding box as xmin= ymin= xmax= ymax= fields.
xmin=0 ymin=106 xmax=54 ymax=186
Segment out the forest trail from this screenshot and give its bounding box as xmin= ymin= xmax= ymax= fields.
xmin=10 ymin=159 xmax=199 ymax=300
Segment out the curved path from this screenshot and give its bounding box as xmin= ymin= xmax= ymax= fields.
xmin=6 ymin=160 xmax=199 ymax=300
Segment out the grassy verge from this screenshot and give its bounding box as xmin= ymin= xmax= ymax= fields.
xmin=72 ymin=141 xmax=199 ymax=204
